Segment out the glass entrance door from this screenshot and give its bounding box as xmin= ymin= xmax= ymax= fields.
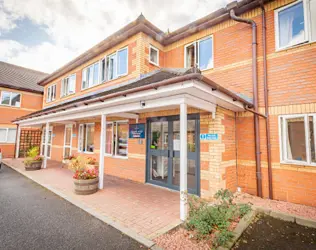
xmin=147 ymin=114 xmax=200 ymax=195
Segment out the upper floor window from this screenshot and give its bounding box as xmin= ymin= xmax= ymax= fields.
xmin=275 ymin=0 xmax=316 ymax=50
xmin=101 ymin=47 xmax=128 ymax=82
xmin=61 ymin=74 xmax=76 ymax=97
xmin=184 ymin=36 xmax=213 ymax=71
xmin=0 ymin=128 xmax=17 ymax=143
xmin=149 ymin=45 xmax=159 ymax=66
xmin=82 ymin=62 xmax=100 ymax=90
xmin=0 ymin=91 xmax=21 ymax=107
xmin=279 ymin=114 xmax=316 ymax=166
xmin=46 ymin=84 xmax=56 ymax=103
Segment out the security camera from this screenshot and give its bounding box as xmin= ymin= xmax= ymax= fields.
xmin=140 ymin=101 xmax=146 ymax=107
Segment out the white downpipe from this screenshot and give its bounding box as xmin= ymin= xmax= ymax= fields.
xmin=43 ymin=122 xmax=50 ymax=169
xmin=99 ymin=114 xmax=106 ymax=189
xmin=15 ymin=125 xmax=21 ymax=158
xmin=180 ymin=102 xmax=188 ymax=221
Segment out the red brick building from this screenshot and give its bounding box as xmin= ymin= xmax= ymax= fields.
xmin=13 ymin=0 xmax=316 ymax=220
xmin=0 ymin=62 xmax=46 ymax=158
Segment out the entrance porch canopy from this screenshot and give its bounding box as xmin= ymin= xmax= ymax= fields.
xmin=13 ymin=68 xmax=252 ymax=220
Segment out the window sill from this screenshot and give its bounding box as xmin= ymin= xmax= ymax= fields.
xmin=149 ymin=61 xmax=159 ymax=67
xmin=276 ymin=40 xmax=316 ymax=53
xmin=78 ymin=151 xmax=95 ymax=154
xmin=280 ymin=160 xmax=316 ymax=167
xmin=0 ymin=104 xmax=21 ymax=108
xmin=104 ymin=154 xmax=128 ymax=160
xmin=60 ymin=93 xmax=76 ymax=99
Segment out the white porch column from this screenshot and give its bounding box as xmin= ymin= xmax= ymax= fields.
xmin=43 ymin=122 xmax=50 ymax=169
xmin=99 ymin=114 xmax=106 ymax=189
xmin=15 ymin=125 xmax=21 ymax=159
xmin=180 ymin=102 xmax=188 ymax=221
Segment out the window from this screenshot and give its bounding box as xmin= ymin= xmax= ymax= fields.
xmin=41 ymin=127 xmax=53 ymax=158
xmin=149 ymin=45 xmax=159 ymax=66
xmin=82 ymin=62 xmax=100 ymax=90
xmin=275 ymin=0 xmax=316 ymax=50
xmin=0 ymin=91 xmax=21 ymax=107
xmin=279 ymin=114 xmax=316 ymax=166
xmin=104 ymin=47 xmax=128 ymax=81
xmin=105 ymin=121 xmax=128 ymax=157
xmin=46 ymin=84 xmax=56 ymax=103
xmin=184 ymin=36 xmax=213 ymax=70
xmin=78 ymin=123 xmax=95 ymax=153
xmin=0 ymin=128 xmax=17 ymax=143
xmin=61 ymin=74 xmax=76 ymax=97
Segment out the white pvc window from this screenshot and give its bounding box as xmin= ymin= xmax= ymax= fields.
xmin=279 ymin=114 xmax=316 ymax=166
xmin=78 ymin=123 xmax=95 ymax=153
xmin=41 ymin=127 xmax=53 ymax=158
xmin=149 ymin=45 xmax=159 ymax=66
xmin=46 ymin=84 xmax=56 ymax=103
xmin=184 ymin=36 xmax=213 ymax=70
xmin=0 ymin=91 xmax=21 ymax=107
xmin=275 ymin=0 xmax=316 ymax=50
xmin=105 ymin=121 xmax=128 ymax=158
xmin=82 ymin=62 xmax=100 ymax=90
xmin=103 ymin=47 xmax=128 ymax=81
xmin=61 ymin=74 xmax=76 ymax=97
xmin=0 ymin=128 xmax=16 ymax=143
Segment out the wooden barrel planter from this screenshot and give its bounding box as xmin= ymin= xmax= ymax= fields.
xmin=73 ymin=177 xmax=99 ymax=195
xmin=25 ymin=161 xmax=42 ymax=171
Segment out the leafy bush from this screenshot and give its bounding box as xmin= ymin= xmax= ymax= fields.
xmin=186 ymin=189 xmax=251 ymax=247
xmin=27 ymin=146 xmax=40 ymax=158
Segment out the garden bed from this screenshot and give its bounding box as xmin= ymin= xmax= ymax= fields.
xmin=233 ymin=213 xmax=316 ymax=250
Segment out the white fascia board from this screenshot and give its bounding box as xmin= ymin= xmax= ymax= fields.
xmin=184 ymin=95 xmax=216 ymax=113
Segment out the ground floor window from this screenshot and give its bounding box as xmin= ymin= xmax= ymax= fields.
xmin=105 ymin=121 xmax=128 ymax=157
xmin=78 ymin=123 xmax=95 ymax=153
xmin=41 ymin=127 xmax=53 ymax=158
xmin=280 ymin=114 xmax=316 ymax=166
xmin=0 ymin=128 xmax=17 ymax=143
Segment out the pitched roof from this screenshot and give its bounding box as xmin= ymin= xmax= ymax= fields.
xmin=38 ymin=0 xmax=271 ymax=86
xmin=0 ymin=61 xmax=47 ymax=93
xmin=14 ymin=68 xmax=253 ymax=122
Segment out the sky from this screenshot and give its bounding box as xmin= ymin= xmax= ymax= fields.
xmin=0 ymin=0 xmax=230 ymax=74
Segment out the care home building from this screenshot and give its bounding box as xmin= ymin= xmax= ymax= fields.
xmin=13 ymin=0 xmax=316 ymax=220
xmin=0 ymin=62 xmax=46 ymax=158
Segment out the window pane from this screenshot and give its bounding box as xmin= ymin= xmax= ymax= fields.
xmin=106 ymin=124 xmax=113 ymax=154
xmin=117 ymin=48 xmax=128 ymax=76
xmin=65 ymin=126 xmax=72 ymax=146
xmin=88 ymin=66 xmax=94 ymax=87
xmin=86 ymin=124 xmax=94 ymax=152
xmin=7 ymin=128 xmax=16 ymax=143
xmin=107 ymin=54 xmax=116 ymax=80
xmin=11 ymin=93 xmax=21 ymax=107
xmin=1 ymin=91 xmax=10 ymax=105
xmin=64 ymin=148 xmax=71 ymax=159
xmin=150 ymin=155 xmax=168 ymax=183
xmin=199 ymin=37 xmax=213 ymax=70
xmin=78 ymin=125 xmax=84 ymax=151
xmin=116 ymin=122 xmax=128 ymax=156
xmin=82 ymin=68 xmax=88 ymax=89
xmin=286 ymin=117 xmax=306 ymax=161
xmin=185 ymin=44 xmax=195 ymax=68
xmin=278 ymin=2 xmax=305 ymax=48
xmin=0 ymin=129 xmax=7 ymax=142
xmin=150 ymin=120 xmax=168 ymax=150
xmin=69 ymin=75 xmax=76 ymax=94
xmin=93 ymin=63 xmax=99 ymax=85
xmin=101 ymin=59 xmax=106 ymax=82
xmin=52 ymin=85 xmax=56 ymax=100
xmin=172 ymin=158 xmax=196 ymax=190
xmin=47 ymin=87 xmax=51 ymax=102
xmin=150 ymin=47 xmax=158 ymax=64
xmin=311 ymin=0 xmax=316 ymax=41
xmin=310 ymin=116 xmax=316 ymax=163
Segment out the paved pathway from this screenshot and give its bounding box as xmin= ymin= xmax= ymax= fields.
xmin=0 ymin=165 xmax=144 ymax=250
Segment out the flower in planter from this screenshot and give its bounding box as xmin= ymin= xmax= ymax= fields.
xmin=86 ymin=157 xmax=97 ymax=165
xmin=69 ymin=156 xmax=99 ymax=180
xmin=24 ymin=146 xmax=42 ymax=166
xmin=34 ymin=155 xmax=43 ymax=161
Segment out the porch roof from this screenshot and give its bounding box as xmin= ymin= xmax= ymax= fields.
xmin=14 ymin=68 xmax=252 ymax=125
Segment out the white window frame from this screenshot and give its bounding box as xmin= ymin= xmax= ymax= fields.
xmin=78 ymin=123 xmax=95 ymax=154
xmin=149 ymin=45 xmax=159 ymax=66
xmin=184 ymin=35 xmax=214 ymax=71
xmin=274 ymin=0 xmax=314 ymax=51
xmin=63 ymin=124 xmax=73 ymax=159
xmin=0 ymin=128 xmax=17 ymax=143
xmin=279 ymin=113 xmax=316 ymax=166
xmin=61 ymin=74 xmax=76 ymax=97
xmin=81 ymin=61 xmax=101 ymax=90
xmin=0 ymin=91 xmax=21 ymax=107
xmin=104 ymin=120 xmax=128 ymax=159
xmin=40 ymin=126 xmax=53 ymax=159
xmin=46 ymin=84 xmax=56 ymax=103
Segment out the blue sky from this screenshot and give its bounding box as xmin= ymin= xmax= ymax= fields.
xmin=0 ymin=0 xmax=229 ymax=73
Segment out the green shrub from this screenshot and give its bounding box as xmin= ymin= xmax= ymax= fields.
xmin=186 ymin=189 xmax=251 ymax=247
xmin=27 ymin=146 xmax=40 ymax=158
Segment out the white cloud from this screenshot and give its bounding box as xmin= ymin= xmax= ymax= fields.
xmin=0 ymin=0 xmax=230 ymax=73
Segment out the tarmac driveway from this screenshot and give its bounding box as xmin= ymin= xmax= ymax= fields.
xmin=0 ymin=165 xmax=144 ymax=250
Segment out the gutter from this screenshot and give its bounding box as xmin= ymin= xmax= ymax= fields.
xmin=229 ymin=8 xmax=263 ymax=198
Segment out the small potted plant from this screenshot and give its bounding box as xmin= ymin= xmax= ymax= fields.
xmin=24 ymin=146 xmax=43 ymax=171
xmin=68 ymin=156 xmax=99 ymax=195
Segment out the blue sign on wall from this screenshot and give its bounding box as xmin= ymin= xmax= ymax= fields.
xmin=200 ymin=133 xmax=218 ymax=140
xmin=129 ymin=124 xmax=145 ymax=139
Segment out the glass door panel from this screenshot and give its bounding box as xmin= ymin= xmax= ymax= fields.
xmin=172 ymin=158 xmax=196 ymax=190
xmin=150 ymin=155 xmax=168 ymax=183
xmin=64 ymin=125 xmax=72 ymax=159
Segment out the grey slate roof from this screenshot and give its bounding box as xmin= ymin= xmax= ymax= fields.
xmin=0 ymin=61 xmax=48 ymax=93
